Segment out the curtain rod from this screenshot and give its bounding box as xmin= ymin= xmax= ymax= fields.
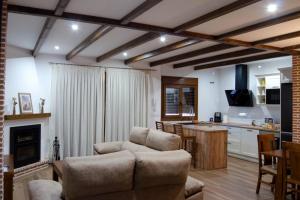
xmin=49 ymin=62 xmax=157 ymax=71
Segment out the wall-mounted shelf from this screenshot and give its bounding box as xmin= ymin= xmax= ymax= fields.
xmin=4 ymin=113 xmax=51 ymax=121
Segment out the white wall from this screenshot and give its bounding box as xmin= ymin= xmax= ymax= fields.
xmin=5 ymin=45 xmax=293 ymax=126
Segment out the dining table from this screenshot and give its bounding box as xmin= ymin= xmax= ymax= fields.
xmin=261 ymin=150 xmax=286 ymax=200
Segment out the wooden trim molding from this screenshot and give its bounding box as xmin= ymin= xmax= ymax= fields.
xmin=4 ymin=113 xmax=51 ymax=121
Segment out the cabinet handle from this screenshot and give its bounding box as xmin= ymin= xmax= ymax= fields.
xmin=247 ymin=129 xmax=253 ymax=132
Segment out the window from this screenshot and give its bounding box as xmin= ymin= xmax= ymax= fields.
xmin=161 ymin=76 xmax=198 ymax=121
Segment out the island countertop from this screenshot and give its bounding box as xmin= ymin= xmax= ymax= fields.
xmin=183 ymin=125 xmax=228 ymax=132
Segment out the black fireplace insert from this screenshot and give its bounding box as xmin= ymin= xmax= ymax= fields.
xmin=10 ymin=124 xmax=41 ymax=168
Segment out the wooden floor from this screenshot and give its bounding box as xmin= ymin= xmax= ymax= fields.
xmin=14 ymin=157 xmax=275 ymax=200
xmin=190 ymin=157 xmax=274 ymax=200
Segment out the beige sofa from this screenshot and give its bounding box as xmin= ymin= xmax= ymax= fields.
xmin=28 ymin=127 xmax=204 ymax=200
xmin=29 ymin=150 xmax=204 ymax=200
xmin=94 ymin=127 xmax=182 ymax=154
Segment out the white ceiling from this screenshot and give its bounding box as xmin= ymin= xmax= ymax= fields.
xmin=6 ymin=0 xmax=300 ymax=67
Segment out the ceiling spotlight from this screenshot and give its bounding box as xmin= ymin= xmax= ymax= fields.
xmin=123 ymin=52 xmax=128 ymax=57
xmin=267 ymin=4 xmax=278 ymax=13
xmin=54 ymin=45 xmax=60 ymax=50
xmin=160 ymin=36 xmax=166 ymax=43
xmin=258 ymin=65 xmax=262 ymax=69
xmin=71 ymin=24 xmax=79 ymax=31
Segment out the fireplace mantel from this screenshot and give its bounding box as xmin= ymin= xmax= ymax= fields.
xmin=4 ymin=113 xmax=51 ymax=121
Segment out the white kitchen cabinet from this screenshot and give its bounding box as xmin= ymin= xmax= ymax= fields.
xmin=240 ymin=129 xmax=259 ymax=158
xmin=265 ymin=75 xmax=280 ymax=89
xmin=227 ymin=127 xmax=242 ymax=154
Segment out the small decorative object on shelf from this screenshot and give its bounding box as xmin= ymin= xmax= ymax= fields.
xmin=53 ymin=136 xmax=60 ymax=161
xmin=40 ymin=98 xmax=45 ymax=113
xmin=18 ymin=93 xmax=33 ymax=114
xmin=12 ymin=97 xmax=17 ymax=115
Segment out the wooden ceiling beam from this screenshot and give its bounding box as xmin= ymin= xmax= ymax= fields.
xmin=32 ymin=0 xmax=71 ymax=57
xmin=174 ymin=0 xmax=262 ymax=33
xmin=124 ymin=39 xmax=201 ymax=65
xmin=66 ymin=0 xmax=162 ymax=60
xmin=252 ymin=30 xmax=300 ymax=45
xmin=217 ymin=10 xmax=300 ymax=40
xmin=194 ymin=52 xmax=289 ymax=70
xmin=284 ymin=44 xmax=300 ymax=51
xmin=96 ymin=32 xmax=160 ymax=62
xmin=120 ymin=0 xmax=163 ymax=25
xmin=173 ymin=48 xmax=264 ymax=68
xmin=150 ymin=43 xmax=235 ymax=67
xmin=8 ymin=4 xmax=299 ymax=58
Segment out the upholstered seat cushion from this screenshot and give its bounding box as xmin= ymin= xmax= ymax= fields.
xmin=134 ymin=150 xmax=191 ymax=188
xmin=93 ymin=141 xmax=123 ymax=154
xmin=146 ymin=129 xmax=181 ymax=151
xmin=121 ymin=141 xmax=158 ymax=152
xmin=185 ymin=176 xmax=205 ymax=197
xmin=63 ymin=150 xmax=135 ymax=200
xmin=28 ymin=180 xmax=62 ymax=200
xmin=129 ymin=127 xmax=150 ymax=145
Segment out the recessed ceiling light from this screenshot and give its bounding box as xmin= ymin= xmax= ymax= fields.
xmin=71 ymin=24 xmax=79 ymax=31
xmin=258 ymin=65 xmax=262 ymax=69
xmin=267 ymin=4 xmax=278 ymax=13
xmin=160 ymin=36 xmax=166 ymax=43
xmin=123 ymin=52 xmax=128 ymax=57
xmin=54 ymin=45 xmax=60 ymax=50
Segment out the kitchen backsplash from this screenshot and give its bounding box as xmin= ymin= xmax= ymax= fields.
xmin=223 ymin=105 xmax=280 ymax=124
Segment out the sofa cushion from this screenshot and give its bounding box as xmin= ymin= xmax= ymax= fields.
xmin=146 ymin=129 xmax=181 ymax=151
xmin=93 ymin=141 xmax=123 ymax=154
xmin=122 ymin=141 xmax=158 ymax=153
xmin=129 ymin=127 xmax=149 ymax=145
xmin=185 ymin=176 xmax=205 ymax=197
xmin=134 ymin=150 xmax=191 ymax=188
xmin=28 ymin=180 xmax=62 ymax=200
xmin=62 ymin=150 xmax=135 ymax=200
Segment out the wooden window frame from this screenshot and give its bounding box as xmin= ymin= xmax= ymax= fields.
xmin=161 ymin=76 xmax=198 ymax=121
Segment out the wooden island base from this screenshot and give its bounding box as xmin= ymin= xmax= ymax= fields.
xmin=165 ymin=124 xmax=228 ymax=170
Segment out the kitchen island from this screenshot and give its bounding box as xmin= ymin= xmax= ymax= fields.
xmin=164 ymin=124 xmax=228 ymax=170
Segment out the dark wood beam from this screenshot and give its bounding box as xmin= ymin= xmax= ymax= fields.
xmin=284 ymin=44 xmax=300 ymax=51
xmin=121 ymin=0 xmax=162 ymax=25
xmin=252 ymin=30 xmax=300 ymax=45
xmin=32 ymin=0 xmax=70 ymax=56
xmin=217 ymin=10 xmax=300 ymax=40
xmin=66 ymin=0 xmax=161 ymax=60
xmin=96 ymin=32 xmax=160 ymax=62
xmin=194 ymin=52 xmax=289 ymax=70
xmin=66 ymin=25 xmax=113 ymax=60
xmin=124 ymin=39 xmax=201 ymax=65
xmin=173 ymin=48 xmax=264 ymax=68
xmin=150 ymin=43 xmax=235 ymax=67
xmin=174 ymin=0 xmax=261 ymax=33
xmin=8 ymin=4 xmax=299 ymax=56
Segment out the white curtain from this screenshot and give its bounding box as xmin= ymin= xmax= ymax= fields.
xmin=50 ymin=64 xmax=105 ymax=158
xmin=105 ymin=68 xmax=150 ymax=142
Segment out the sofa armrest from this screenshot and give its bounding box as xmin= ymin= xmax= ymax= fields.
xmin=185 ymin=176 xmax=204 ymax=198
xmin=93 ymin=141 xmax=123 ymax=154
xmin=28 ymin=180 xmax=62 ymax=200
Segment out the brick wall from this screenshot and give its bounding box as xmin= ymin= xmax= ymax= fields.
xmin=0 ymin=0 xmax=8 ymax=198
xmin=292 ymin=55 xmax=300 ymax=143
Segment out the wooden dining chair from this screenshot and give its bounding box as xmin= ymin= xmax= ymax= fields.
xmin=155 ymin=121 xmax=165 ymax=131
xmin=174 ymin=124 xmax=196 ymax=168
xmin=256 ymin=134 xmax=277 ymax=194
xmin=282 ymin=142 xmax=300 ymax=200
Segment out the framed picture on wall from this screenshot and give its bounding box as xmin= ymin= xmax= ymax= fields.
xmin=18 ymin=93 xmax=33 ymax=114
